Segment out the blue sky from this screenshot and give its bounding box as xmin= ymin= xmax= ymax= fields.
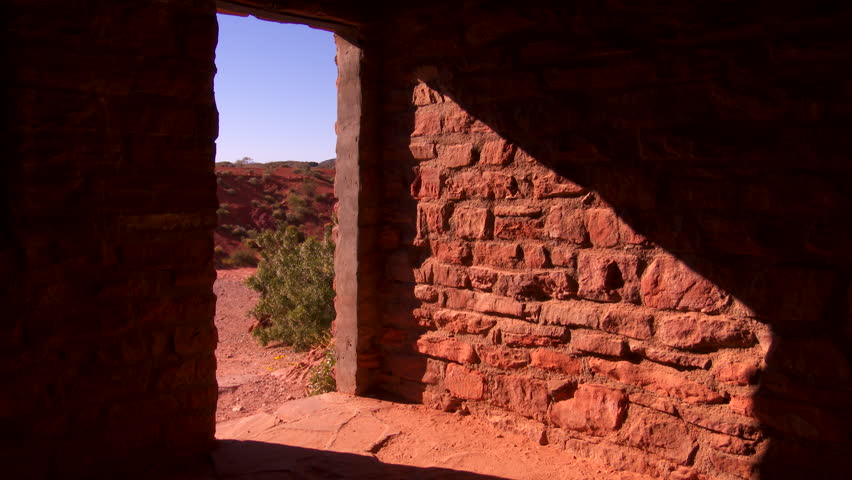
xmin=214 ymin=14 xmax=337 ymax=163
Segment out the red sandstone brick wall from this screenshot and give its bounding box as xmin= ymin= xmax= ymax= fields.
xmin=374 ymin=3 xmax=852 ymax=480
xmin=3 ymin=1 xmax=219 ymax=474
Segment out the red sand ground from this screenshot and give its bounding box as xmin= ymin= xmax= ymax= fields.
xmin=214 ymin=267 xmax=312 ymax=422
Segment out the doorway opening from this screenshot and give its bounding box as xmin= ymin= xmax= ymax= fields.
xmin=212 ymin=10 xmax=339 ymax=424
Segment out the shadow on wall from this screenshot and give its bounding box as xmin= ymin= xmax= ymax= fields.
xmin=375 ymin=3 xmax=852 ymax=479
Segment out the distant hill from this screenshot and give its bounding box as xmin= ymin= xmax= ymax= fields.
xmin=214 ymin=162 xmax=335 ymax=267
xmin=317 ymin=158 xmax=336 ymax=168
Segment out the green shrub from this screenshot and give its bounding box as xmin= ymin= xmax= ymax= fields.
xmin=229 ymin=247 xmax=258 ymax=267
xmin=287 ymin=194 xmax=310 ymax=223
xmin=307 ymin=342 xmax=337 ymax=396
xmin=230 ymin=225 xmax=248 ymax=237
xmin=216 ymin=203 xmax=231 ymax=216
xmin=247 ymin=176 xmax=261 ymax=186
xmin=223 ymin=187 xmax=236 ymax=195
xmin=246 ymin=225 xmax=335 ymax=350
xmin=213 ymin=245 xmax=225 ymax=255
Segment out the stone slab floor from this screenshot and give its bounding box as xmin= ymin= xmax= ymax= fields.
xmin=203 ymin=392 xmax=656 ymax=479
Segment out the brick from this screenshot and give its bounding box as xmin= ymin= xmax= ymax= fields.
xmin=446 ymin=171 xmax=490 ymax=199
xmin=415 ymin=337 xmax=479 ymax=364
xmin=489 ymin=375 xmax=550 ymax=420
xmin=412 ymin=82 xmax=443 ymax=106
xmin=628 ymin=343 xmax=712 ymax=369
xmin=532 ymin=172 xmax=586 ymax=198
xmin=477 ymin=345 xmax=530 ymax=369
xmin=539 ymin=301 xmax=600 ymax=327
xmin=430 ymin=262 xmax=470 ymax=288
xmin=410 ymin=167 xmax=442 ymax=199
xmin=571 ymin=330 xmax=626 ymax=357
xmin=417 ymin=202 xmax=451 ymax=236
xmin=484 ymin=172 xmax=520 ymax=199
xmin=433 ymin=309 xmax=498 ymax=334
xmin=711 ymin=357 xmax=760 ymax=386
xmin=409 ymin=141 xmax=436 ymax=160
xmin=472 ymin=242 xmax=522 ymax=269
xmin=480 ymin=139 xmax=515 ymax=165
xmin=493 ymin=273 xmax=546 ymax=301
xmin=494 ymin=217 xmax=543 ymax=240
xmin=708 ymin=432 xmax=757 ymax=456
xmin=628 ymin=392 xmax=678 ymax=416
xmin=500 ymin=319 xmax=567 ymax=347
xmin=536 ymin=270 xmax=577 ymax=300
xmin=470 ymin=292 xmax=526 ymax=317
xmin=550 ymin=384 xmax=627 ymax=435
xmin=433 ymin=240 xmax=471 ymax=265
xmin=442 ymin=103 xmax=475 ymax=133
xmin=413 ymin=108 xmax=441 ymax=136
xmin=621 ymin=410 xmax=696 ymax=465
xmin=445 ymin=363 xmax=485 ymax=400
xmin=656 ymin=314 xmax=755 ymax=350
xmin=600 ymin=307 xmax=654 ymax=339
xmin=436 ymin=143 xmax=474 ymax=168
xmin=523 ymin=244 xmax=549 ymax=269
xmin=640 ymin=255 xmax=730 ymax=314
xmin=544 ymin=206 xmax=587 ymax=243
xmin=679 ymin=407 xmax=763 ymax=440
xmin=414 ymin=284 xmax=439 ymax=302
xmin=585 ymin=208 xmax=620 ymax=247
xmin=468 ymin=267 xmax=498 ymax=290
xmin=494 ymin=205 xmax=541 ymax=217
xmin=576 ymin=251 xmax=641 ymax=303
xmin=549 ymin=246 xmax=576 ymax=268
xmin=530 ymin=349 xmax=583 ymax=375
xmin=707 ymin=450 xmax=760 ymax=479
xmin=589 ymin=358 xmax=724 ymax=405
xmin=452 ymin=206 xmax=492 ymax=239
xmin=444 ymin=288 xmax=476 ymax=310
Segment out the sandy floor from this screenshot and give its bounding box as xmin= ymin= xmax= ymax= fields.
xmin=214 ymin=267 xmax=311 ymax=422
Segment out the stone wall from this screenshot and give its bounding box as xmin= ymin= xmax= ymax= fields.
xmin=3 ymin=0 xmax=220 ymax=475
xmin=372 ymin=3 xmax=852 ymax=479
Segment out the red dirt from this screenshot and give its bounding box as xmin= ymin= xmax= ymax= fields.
xmin=215 ymin=164 xmax=335 ymax=263
xmin=214 ymin=267 xmax=312 ymax=422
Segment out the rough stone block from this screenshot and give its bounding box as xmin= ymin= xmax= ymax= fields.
xmin=550 ymin=384 xmax=627 ymax=435
xmin=417 ymin=202 xmax=451 ymax=236
xmin=415 ymin=337 xmax=479 ymax=364
xmin=589 ymin=359 xmax=724 ymax=405
xmin=545 ymin=206 xmax=587 ymax=243
xmin=532 ymin=172 xmax=585 ymax=198
xmin=577 ymin=251 xmax=641 ymax=303
xmin=600 ymin=307 xmax=654 ymax=340
xmin=620 ymin=410 xmax=696 ymax=465
xmin=494 ymin=217 xmax=544 ymax=240
xmin=530 ymin=349 xmax=583 ymax=375
xmin=488 ymin=375 xmax=550 ymax=420
xmin=539 ymin=301 xmax=600 ymax=327
xmin=472 ymin=242 xmax=522 ymax=269
xmin=437 ymin=143 xmax=474 ymax=168
xmin=585 ymin=208 xmax=620 ymax=248
xmin=655 ymin=314 xmax=755 ymax=350
xmin=640 ymin=255 xmax=729 ymax=314
xmin=452 ymin=206 xmax=492 ymax=240
xmin=571 ymin=330 xmax=626 ymax=357
xmin=410 ymin=167 xmax=442 ymax=199
xmin=477 ymin=345 xmax=530 ymax=369
xmin=522 ymin=243 xmax=549 ymax=269
xmin=433 ymin=309 xmax=498 ymax=334
xmin=445 ymin=363 xmax=485 ymax=400
xmin=480 ymin=139 xmax=515 ymax=165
